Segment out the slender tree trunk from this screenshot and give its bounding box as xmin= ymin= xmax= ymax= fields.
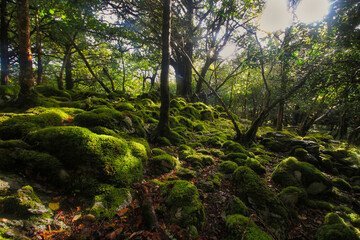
xmin=35 ymin=12 xmax=43 ymax=85
xmin=121 ymin=51 xmax=126 ymax=93
xmin=57 ymin=46 xmax=72 ymax=90
xmin=17 ymin=0 xmax=34 ymax=98
xmin=156 ymin=0 xmax=171 ymax=136
xmin=1 ymin=0 xmax=10 ymax=85
xmin=65 ymin=44 xmax=73 ymax=90
xmin=103 ymin=67 xmax=115 ymax=91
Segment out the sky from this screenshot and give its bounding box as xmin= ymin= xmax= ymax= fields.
xmin=260 ymin=0 xmax=330 ymax=32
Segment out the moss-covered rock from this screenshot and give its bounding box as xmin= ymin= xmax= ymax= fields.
xmin=278 ymin=186 xmax=307 ymax=208
xmin=315 ymin=213 xmax=359 ymax=240
xmin=225 ymin=214 xmax=273 ymax=240
xmin=161 ymin=180 xmax=206 ymax=228
xmin=176 ymin=167 xmax=197 ymax=180
xmin=0 ymin=86 xmax=20 ymax=105
xmin=200 ymin=109 xmax=214 ymax=121
xmin=179 ymin=106 xmax=201 ymax=120
xmin=219 ymin=161 xmax=239 ymax=174
xmin=233 ymin=166 xmax=288 ymax=238
xmin=271 ymin=157 xmax=332 ymax=195
xmin=150 ymin=154 xmax=179 ymax=174
xmin=184 ymin=153 xmax=215 ymax=170
xmin=0 ymin=112 xmax=63 ymax=140
xmin=26 ymin=106 xmax=84 ymax=121
xmin=73 ymin=107 xmax=146 ymax=138
xmin=114 ymin=102 xmax=135 ymax=112
xmin=222 ymin=140 xmax=247 ymax=154
xmin=225 ymin=197 xmax=249 ymax=216
xmin=90 ymin=185 xmax=132 ymax=219
xmin=26 ymin=126 xmax=146 ymax=187
xmin=332 ymin=178 xmax=352 ymax=192
xmin=35 ymin=85 xmax=71 ymax=99
xmin=0 ymin=186 xmax=52 ymax=219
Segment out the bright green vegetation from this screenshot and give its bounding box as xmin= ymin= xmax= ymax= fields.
xmin=160 ymin=180 xmax=206 ymax=229
xmin=271 ymin=157 xmax=332 ymax=195
xmin=316 ymin=213 xmax=359 ymax=240
xmin=26 ymin=126 xmax=147 ymax=187
xmin=90 ymin=185 xmax=132 ymax=219
xmin=225 ymin=214 xmax=273 ymax=240
xmin=150 ymin=153 xmax=179 ymax=174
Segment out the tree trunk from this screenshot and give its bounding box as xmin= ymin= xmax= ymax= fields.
xmin=121 ymin=51 xmax=126 ymax=93
xmin=17 ymin=0 xmax=34 ymax=98
xmin=156 ymin=0 xmax=172 ymax=136
xmin=57 ymin=46 xmax=72 ymax=90
xmin=1 ymin=0 xmax=10 ymax=85
xmin=348 ymin=126 xmax=360 ymax=145
xmin=103 ymin=67 xmax=115 ymax=91
xmin=35 ymin=12 xmax=43 ymax=85
xmin=65 ymin=45 xmax=73 ymax=90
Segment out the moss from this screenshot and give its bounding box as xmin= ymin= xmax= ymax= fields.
xmin=150 ymin=154 xmax=179 ymax=174
xmin=316 ymin=213 xmax=358 ymax=240
xmin=0 ymin=85 xmax=20 ymax=105
xmin=203 ymin=136 xmax=225 ymax=148
xmin=194 ymin=123 xmax=205 ymax=132
xmin=74 ymin=107 xmax=146 ymax=138
xmin=306 ymin=200 xmax=334 ymax=211
xmin=332 ymin=178 xmax=352 ymax=192
xmin=90 ymin=185 xmax=132 ymax=219
xmin=233 ymin=166 xmax=288 ymax=223
xmin=271 ymin=157 xmax=332 ymax=195
xmin=225 ymin=214 xmax=273 ymax=240
xmin=225 ymin=197 xmax=249 ymax=216
xmin=294 ymin=148 xmax=308 ymax=158
xmin=348 ymin=213 xmax=360 ymax=228
xmin=26 ymin=126 xmax=145 ymax=186
xmin=278 ymin=186 xmax=307 ymax=208
xmin=176 ymin=167 xmax=197 ymax=180
xmin=161 ymin=180 xmax=206 ymax=228
xmin=170 ymin=98 xmax=186 ymax=109
xmin=219 ymin=161 xmax=239 ymax=174
xmin=155 ymin=136 xmax=172 ymax=146
xmin=223 ymin=152 xmax=248 ymax=161
xmin=222 ymin=141 xmax=247 ymax=154
xmin=26 ymin=106 xmax=84 ymax=121
xmin=245 ymin=158 xmax=266 ymax=175
xmin=0 ymin=112 xmax=63 ymax=140
xmin=179 ymin=145 xmax=196 ymax=159
xmin=114 ymin=102 xmax=135 ymax=112
xmin=35 ymin=85 xmax=71 ymax=99
xmin=180 ymin=106 xmax=200 ymax=120
xmin=0 ymin=186 xmax=51 ymax=219
xmin=200 ymin=109 xmax=214 ymax=121
xmin=188 ymin=142 xmax=204 ymax=149
xmin=152 ymin=148 xmax=167 ymax=156
xmin=210 ymin=149 xmax=224 ymax=158
xmin=185 ymin=154 xmax=214 ymax=170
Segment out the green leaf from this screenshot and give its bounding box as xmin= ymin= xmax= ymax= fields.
xmin=49 ymin=9 xmax=55 ymax=15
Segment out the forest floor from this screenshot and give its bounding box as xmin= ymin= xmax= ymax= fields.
xmin=0 ymin=87 xmax=359 ymax=240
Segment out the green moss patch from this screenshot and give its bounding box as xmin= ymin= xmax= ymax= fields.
xmin=26 ymin=126 xmax=146 ymax=187
xmin=278 ymin=186 xmax=307 ymax=208
xmin=225 ymin=197 xmax=249 ymax=216
xmin=0 ymin=112 xmax=63 ymax=140
xmin=233 ymin=166 xmax=288 ymax=229
xmin=219 ymin=161 xmax=239 ymax=174
xmin=271 ymin=157 xmax=332 ymax=195
xmin=90 ymin=185 xmax=132 ymax=219
xmin=225 ymin=214 xmax=273 ymax=240
xmin=316 ymin=213 xmax=358 ymax=240
xmin=150 ymin=154 xmax=179 ymax=174
xmin=161 ymin=180 xmax=206 ymax=228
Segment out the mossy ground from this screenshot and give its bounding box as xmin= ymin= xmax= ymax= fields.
xmin=0 ymin=89 xmax=360 ymax=239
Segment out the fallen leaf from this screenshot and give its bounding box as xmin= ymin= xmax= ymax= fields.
xmin=116 ymin=207 xmax=129 ymax=217
xmin=106 ymin=226 xmax=123 ymax=240
xmin=49 ymin=202 xmax=60 ymax=211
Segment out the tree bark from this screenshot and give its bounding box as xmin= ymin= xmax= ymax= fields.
xmin=17 ymin=0 xmax=34 ymax=98
xmin=57 ymin=45 xmax=72 ymax=90
xmin=1 ymin=0 xmax=10 ymax=85
xmin=103 ymin=67 xmax=115 ymax=91
xmin=35 ymin=12 xmax=43 ymax=85
xmin=65 ymin=44 xmax=73 ymax=90
xmin=156 ymin=0 xmax=172 ymax=136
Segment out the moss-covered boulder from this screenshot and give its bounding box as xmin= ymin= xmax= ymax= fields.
xmin=0 ymin=113 xmax=63 ymax=140
xmin=73 ymin=107 xmax=146 ymax=138
xmin=35 ymin=85 xmax=71 ymax=99
xmin=90 ymin=185 xmax=132 ymax=219
xmin=222 ymin=140 xmax=247 ymax=154
xmin=315 ymin=213 xmax=359 ymax=240
xmin=161 ymin=180 xmax=206 ymax=229
xmin=150 ymin=154 xmax=179 ymax=174
xmin=26 ymin=126 xmax=147 ymax=187
xmin=219 ymin=161 xmax=239 ymax=174
xmin=0 ymin=86 xmax=19 ymax=105
xmin=0 ymin=186 xmax=52 ymax=219
xmin=225 ymin=197 xmax=249 ymax=216
xmin=278 ymin=186 xmax=307 ymax=208
xmin=332 ymin=178 xmax=352 ymax=192
xmin=271 ymin=157 xmax=332 ymax=195
xmin=225 ymin=214 xmax=273 ymax=240
xmin=233 ymin=166 xmax=288 ymax=238
xmin=179 ymin=106 xmax=201 ymax=120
